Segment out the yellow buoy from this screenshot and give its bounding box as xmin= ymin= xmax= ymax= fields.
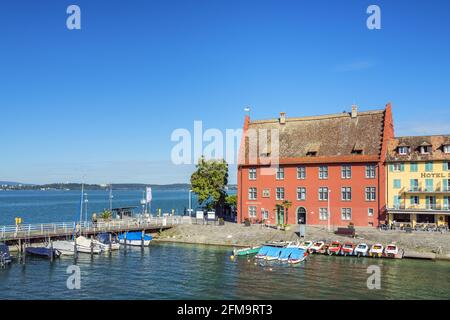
xmin=230 ymin=255 xmax=235 ymax=260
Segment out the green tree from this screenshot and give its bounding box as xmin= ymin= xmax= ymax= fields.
xmin=190 ymin=156 xmax=229 ymax=208
xmin=225 ymin=195 xmax=237 ymax=207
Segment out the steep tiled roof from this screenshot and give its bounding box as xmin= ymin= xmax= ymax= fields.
xmin=387 ymin=135 xmax=450 ymax=162
xmin=244 ymin=108 xmax=386 ymax=164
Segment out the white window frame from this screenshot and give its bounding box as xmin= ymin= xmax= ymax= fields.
xmin=248 ymin=206 xmax=257 ymax=218
xmin=276 ymin=167 xmax=285 ymax=180
xmin=248 ymin=168 xmax=257 ymax=180
xmin=341 ymin=165 xmax=351 ymax=179
xmin=318 ymin=187 xmax=329 ymax=201
xmin=261 ymin=208 xmax=269 ymax=220
xmin=319 ymin=166 xmax=328 ymax=179
xmin=276 ymin=187 xmax=285 ymax=200
xmin=297 ymin=166 xmax=306 ymax=179
xmin=365 ymin=165 xmax=376 ymax=178
xmin=319 ymin=208 xmax=328 ymax=220
xmin=297 ymin=187 xmax=306 ymax=201
xmin=368 ymin=208 xmax=374 ymax=217
xmin=365 ymin=187 xmax=376 ymax=201
xmin=341 ymin=208 xmax=352 ymax=221
xmin=444 ymin=145 xmax=450 ymax=154
xmin=393 ymin=163 xmax=402 ymax=172
xmin=341 ymin=187 xmax=352 ymax=201
xmin=248 ymin=187 xmax=257 ymax=200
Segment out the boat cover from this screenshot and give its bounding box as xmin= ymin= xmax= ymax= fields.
xmin=118 ymin=232 xmax=152 ymax=241
xmin=266 ymin=247 xmax=283 ymax=258
xmin=289 ymin=248 xmax=305 ymax=260
xmin=256 ymin=246 xmax=271 ymax=256
xmin=25 ymin=247 xmax=55 ymax=258
xmin=279 ymin=248 xmax=297 ymax=260
xmin=97 ymin=233 xmax=115 ymax=244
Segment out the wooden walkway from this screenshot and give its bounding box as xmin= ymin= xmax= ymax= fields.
xmin=0 ymin=216 xmax=193 ymax=245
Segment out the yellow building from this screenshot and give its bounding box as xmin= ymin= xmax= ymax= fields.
xmin=386 ymin=135 xmax=450 ymax=228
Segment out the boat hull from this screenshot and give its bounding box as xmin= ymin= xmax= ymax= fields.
xmin=119 ymin=239 xmax=151 ymax=246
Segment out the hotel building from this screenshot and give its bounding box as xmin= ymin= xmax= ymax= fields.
xmin=386 ymin=135 xmax=450 ymax=227
xmin=237 ymin=104 xmax=394 ymax=227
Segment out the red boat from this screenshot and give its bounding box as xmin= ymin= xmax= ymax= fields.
xmin=340 ymin=242 xmax=355 ymax=256
xmin=327 ymin=241 xmax=342 ymax=255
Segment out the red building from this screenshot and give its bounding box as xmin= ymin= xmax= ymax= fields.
xmin=237 ymin=104 xmax=394 ymax=227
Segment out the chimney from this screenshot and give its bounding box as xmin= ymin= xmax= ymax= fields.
xmin=351 ymin=105 xmax=358 ymax=118
xmin=279 ymin=112 xmax=286 ymax=125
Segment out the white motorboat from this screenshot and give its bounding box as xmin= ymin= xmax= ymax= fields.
xmin=298 ymin=241 xmax=313 ymax=251
xmin=369 ymin=243 xmax=384 ymax=257
xmin=354 ymin=243 xmax=369 ymax=257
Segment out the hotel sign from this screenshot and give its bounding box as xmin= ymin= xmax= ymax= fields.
xmin=420 ymin=173 xmax=450 ymax=178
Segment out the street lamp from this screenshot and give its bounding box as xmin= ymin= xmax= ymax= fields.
xmin=327 ymin=189 xmax=331 ymax=232
xmin=188 ymin=189 xmax=193 ymax=216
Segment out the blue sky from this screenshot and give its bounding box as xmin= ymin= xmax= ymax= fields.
xmin=0 ymin=0 xmax=449 ymax=184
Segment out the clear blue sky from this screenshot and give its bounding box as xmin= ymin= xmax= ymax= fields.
xmin=1 ymin=0 xmax=449 ymax=184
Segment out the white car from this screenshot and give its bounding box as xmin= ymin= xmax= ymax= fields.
xmin=369 ymin=243 xmax=384 ymax=257
xmin=354 ymin=243 xmax=369 ymax=257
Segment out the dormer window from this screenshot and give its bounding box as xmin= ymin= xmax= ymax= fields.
xmin=398 ymin=146 xmax=409 ymax=155
xmin=419 ymin=146 xmax=432 ymax=154
xmin=306 ymin=151 xmax=317 ymax=156
xmin=444 ymin=145 xmax=450 ymax=154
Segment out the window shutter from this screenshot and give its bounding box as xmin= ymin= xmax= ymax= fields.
xmin=389 ymin=164 xmax=393 ymax=172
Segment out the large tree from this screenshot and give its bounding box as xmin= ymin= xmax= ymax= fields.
xmin=190 ymin=156 xmax=229 ymax=208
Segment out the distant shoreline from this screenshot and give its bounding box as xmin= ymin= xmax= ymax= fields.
xmin=0 ymin=183 xmax=237 ymax=192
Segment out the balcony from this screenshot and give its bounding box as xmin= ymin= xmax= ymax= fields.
xmin=389 ymin=203 xmax=450 ymax=212
xmin=400 ymin=183 xmax=450 ymax=194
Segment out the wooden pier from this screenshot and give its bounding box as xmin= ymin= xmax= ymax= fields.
xmin=0 ymin=216 xmax=192 ymax=250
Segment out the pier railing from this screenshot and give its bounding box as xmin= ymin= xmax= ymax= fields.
xmin=0 ymin=216 xmax=193 ymax=241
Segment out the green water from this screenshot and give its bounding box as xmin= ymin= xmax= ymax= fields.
xmin=0 ymin=242 xmax=448 ymax=299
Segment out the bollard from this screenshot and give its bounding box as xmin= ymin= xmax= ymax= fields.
xmin=109 ymin=233 xmax=112 ymax=253
xmin=74 ymin=236 xmax=78 ymax=258
xmin=124 ymin=232 xmax=127 ymax=249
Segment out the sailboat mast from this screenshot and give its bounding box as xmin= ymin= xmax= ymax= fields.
xmin=79 ymin=183 xmax=84 ymax=227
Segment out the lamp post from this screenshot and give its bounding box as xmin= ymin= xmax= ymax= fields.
xmin=188 ymin=189 xmax=193 ymax=216
xmin=327 ymin=189 xmax=331 ymax=232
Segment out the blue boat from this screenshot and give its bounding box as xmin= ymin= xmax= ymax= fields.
xmin=0 ymin=243 xmax=12 ymax=265
xmin=278 ymin=248 xmax=297 ymax=262
xmin=118 ymin=232 xmax=152 ymax=246
xmin=265 ymin=247 xmax=283 ymax=261
xmin=255 ymin=246 xmax=271 ymax=259
xmin=25 ymin=247 xmax=61 ymax=259
xmin=288 ymin=248 xmax=307 ymax=264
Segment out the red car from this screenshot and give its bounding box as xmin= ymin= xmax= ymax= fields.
xmin=327 ymin=241 xmax=342 ymax=255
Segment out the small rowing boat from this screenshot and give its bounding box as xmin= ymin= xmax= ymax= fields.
xmin=233 ymin=246 xmax=261 ymax=256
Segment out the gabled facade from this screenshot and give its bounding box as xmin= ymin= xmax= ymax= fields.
xmin=237 ymin=103 xmax=394 ymax=227
xmin=386 ymin=135 xmax=450 ymax=227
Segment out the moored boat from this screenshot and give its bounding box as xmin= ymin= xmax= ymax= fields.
xmin=327 ymin=241 xmax=342 ymax=255
xmin=233 ymin=246 xmax=261 ymax=256
xmin=384 ymin=243 xmax=403 ymax=259
xmin=309 ymin=241 xmax=325 ymax=254
xmin=369 ymin=243 xmax=384 ymax=258
xmin=298 ymin=241 xmax=313 ymax=251
xmin=0 ymin=243 xmax=12 ymax=265
xmin=255 ymin=246 xmax=271 ymax=259
xmin=25 ymin=247 xmax=61 ymax=259
xmin=278 ymin=247 xmax=298 ymax=262
xmin=354 ymin=243 xmax=369 ymax=257
xmin=76 ymin=236 xmax=104 ymax=254
xmin=96 ymin=233 xmax=120 ymax=251
xmin=118 ymin=232 xmax=152 ymax=246
xmin=288 ymin=248 xmax=308 ymax=264
xmin=265 ymin=247 xmax=283 ymax=261
xmin=340 ymin=242 xmax=355 ymax=256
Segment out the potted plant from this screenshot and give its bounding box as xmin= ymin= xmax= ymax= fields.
xmin=218 ymin=218 xmax=225 ymax=226
xmin=244 ymin=218 xmax=251 ymax=227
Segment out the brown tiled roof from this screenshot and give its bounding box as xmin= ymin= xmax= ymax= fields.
xmin=387 ymin=135 xmax=450 ymax=162
xmin=244 ymin=109 xmax=386 ymax=163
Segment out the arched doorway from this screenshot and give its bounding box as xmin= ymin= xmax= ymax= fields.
xmin=297 ymin=207 xmax=307 ymax=224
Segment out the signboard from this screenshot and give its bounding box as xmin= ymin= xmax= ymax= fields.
xmin=207 ymin=211 xmax=216 ymax=220
xmin=196 ymin=211 xmax=204 ymax=219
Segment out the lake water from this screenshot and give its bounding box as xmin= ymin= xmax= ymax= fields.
xmin=0 ymin=190 xmax=449 ymax=300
